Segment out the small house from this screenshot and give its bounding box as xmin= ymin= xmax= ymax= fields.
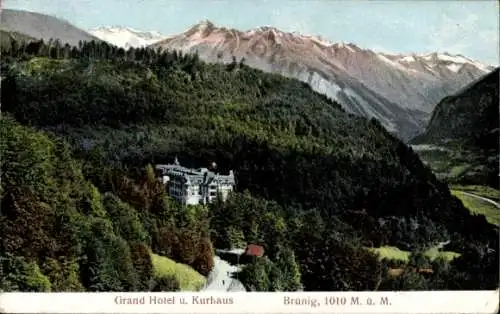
xmin=244 ymin=244 xmax=264 ymax=258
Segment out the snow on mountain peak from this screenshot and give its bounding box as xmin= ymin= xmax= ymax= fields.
xmin=331 ymin=42 xmax=362 ymax=52
xmin=89 ymin=21 xmax=494 ymax=140
xmin=413 ymin=51 xmax=493 ymax=72
xmin=88 ymin=25 xmax=168 ymax=48
xmin=197 ymin=19 xmax=215 ymax=28
xmin=257 ymin=25 xmax=280 ymax=32
xmin=189 ymin=20 xmax=216 ymax=32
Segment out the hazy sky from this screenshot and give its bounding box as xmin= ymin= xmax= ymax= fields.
xmin=4 ymin=0 xmax=499 ymax=65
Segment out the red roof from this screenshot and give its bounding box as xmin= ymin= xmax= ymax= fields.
xmin=245 ymin=244 xmax=264 ymax=257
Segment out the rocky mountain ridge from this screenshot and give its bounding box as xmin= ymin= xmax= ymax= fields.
xmin=149 ymin=21 xmax=494 ymax=140
xmin=1 ymin=9 xmax=494 ymax=140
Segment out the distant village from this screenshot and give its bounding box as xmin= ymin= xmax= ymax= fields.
xmin=155 ymin=157 xmax=236 ymax=205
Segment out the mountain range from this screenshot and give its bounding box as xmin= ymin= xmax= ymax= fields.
xmin=149 ymin=21 xmax=494 ymax=140
xmin=1 ymin=9 xmax=495 ymax=140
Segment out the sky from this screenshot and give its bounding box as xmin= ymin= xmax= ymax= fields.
xmin=4 ymin=0 xmax=499 ymax=65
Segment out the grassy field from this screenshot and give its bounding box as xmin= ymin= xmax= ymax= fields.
xmin=448 ymin=164 xmax=472 ymax=178
xmin=411 ymin=145 xmax=491 ymax=185
xmin=451 ymin=190 xmax=500 ymax=226
xmin=423 ymin=246 xmax=461 ymax=261
xmin=368 ymin=246 xmax=461 ymax=263
xmin=150 ymin=253 xmax=206 ymax=291
xmin=450 ymin=185 xmax=500 ymax=203
xmin=368 ymin=246 xmax=410 ymax=261
xmin=369 ymin=244 xmax=460 ymax=278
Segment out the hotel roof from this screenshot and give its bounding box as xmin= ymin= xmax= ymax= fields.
xmin=155 ymin=161 xmax=235 ymax=185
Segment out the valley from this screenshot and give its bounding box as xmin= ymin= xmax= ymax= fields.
xmin=411 ymin=68 xmax=499 ymax=189
xmin=0 ymin=3 xmax=498 ymax=294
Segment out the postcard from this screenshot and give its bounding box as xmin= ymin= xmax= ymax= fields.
xmin=0 ymin=0 xmax=498 ymax=313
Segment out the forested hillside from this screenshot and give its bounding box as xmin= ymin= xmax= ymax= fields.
xmin=0 ymin=116 xmax=213 ymax=291
xmin=412 ymin=69 xmax=499 ymax=188
xmin=1 ymin=37 xmax=498 ymax=291
xmin=0 ymin=29 xmax=36 ymax=50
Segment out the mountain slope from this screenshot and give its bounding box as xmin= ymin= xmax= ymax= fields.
xmin=412 ymin=68 xmax=499 ymax=187
xmin=88 ymin=26 xmax=169 ymax=48
xmin=150 ymin=21 xmax=493 ymax=140
xmin=415 ymin=68 xmax=499 ymax=146
xmin=0 ymin=9 xmax=98 ymax=46
xmin=1 ymin=38 xmax=498 ymax=291
xmin=0 ymin=115 xmax=212 ymax=292
xmin=0 ymin=29 xmax=36 ymax=49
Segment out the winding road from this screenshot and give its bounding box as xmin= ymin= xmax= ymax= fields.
xmin=459 ymin=191 xmax=500 ymax=208
xmin=200 ymin=250 xmax=246 ymax=292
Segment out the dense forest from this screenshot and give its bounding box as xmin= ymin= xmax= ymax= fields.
xmin=1 ymin=37 xmax=498 ymax=291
